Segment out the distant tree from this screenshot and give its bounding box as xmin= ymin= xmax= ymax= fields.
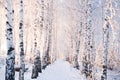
xmin=74 ymin=25 xmax=81 ymax=70
xmin=5 ymin=0 xmax=15 ymax=80
xmin=42 ymin=44 xmax=51 ymax=69
xmin=101 ymin=0 xmax=113 ymax=79
xmin=19 ymin=0 xmax=25 ymax=80
xmin=31 ymin=0 xmax=42 ymax=79
xmin=39 ymin=0 xmax=44 ymax=34
xmin=42 ymin=0 xmax=53 ymax=69
xmin=42 ymin=21 xmax=51 ymax=69
xmin=31 ymin=50 xmax=42 ymax=79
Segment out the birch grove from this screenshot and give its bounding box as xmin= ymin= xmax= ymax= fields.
xmin=0 ymin=0 xmax=119 ymax=80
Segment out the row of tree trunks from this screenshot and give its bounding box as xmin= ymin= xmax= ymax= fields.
xmin=5 ymin=0 xmax=25 ymax=80
xmin=4 ymin=0 xmax=115 ymax=80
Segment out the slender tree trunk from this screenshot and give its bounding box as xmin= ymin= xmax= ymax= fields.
xmin=19 ymin=0 xmax=25 ymax=80
xmin=5 ymin=0 xmax=15 ymax=80
xmin=31 ymin=24 xmax=39 ymax=79
xmin=82 ymin=0 xmax=94 ymax=80
xmin=75 ymin=34 xmax=81 ymax=69
xmin=24 ymin=31 xmax=28 ymax=55
xmin=101 ymin=18 xmax=110 ymax=80
xmin=101 ymin=0 xmax=111 ymax=80
xmin=31 ymin=0 xmax=42 ymax=79
xmin=73 ymin=13 xmax=82 ymax=69
xmin=39 ymin=0 xmax=44 ymax=35
xmin=48 ymin=0 xmax=53 ymax=64
xmin=42 ymin=1 xmax=52 ymax=69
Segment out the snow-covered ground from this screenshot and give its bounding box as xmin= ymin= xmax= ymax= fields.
xmin=38 ymin=60 xmax=82 ymax=80
xmin=0 ymin=59 xmax=120 ymax=80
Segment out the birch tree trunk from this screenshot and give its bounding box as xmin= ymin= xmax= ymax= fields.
xmin=73 ymin=25 xmax=81 ymax=70
xmin=82 ymin=0 xmax=95 ymax=80
xmin=42 ymin=1 xmax=52 ymax=69
xmin=5 ymin=0 xmax=15 ymax=80
xmin=101 ymin=15 xmax=110 ymax=80
xmin=101 ymin=0 xmax=111 ymax=79
xmin=31 ymin=8 xmax=39 ymax=79
xmin=31 ymin=0 xmax=42 ymax=78
xmin=48 ymin=0 xmax=53 ymax=64
xmin=39 ymin=0 xmax=44 ymax=37
xmin=19 ymin=0 xmax=25 ymax=80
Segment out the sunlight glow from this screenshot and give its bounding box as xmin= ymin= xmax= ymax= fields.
xmin=60 ymin=0 xmax=63 ymax=3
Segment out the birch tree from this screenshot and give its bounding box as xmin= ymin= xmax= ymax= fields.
xmin=31 ymin=0 xmax=42 ymax=79
xmin=72 ymin=0 xmax=82 ymax=70
xmin=73 ymin=24 xmax=81 ymax=70
xmin=48 ymin=0 xmax=53 ymax=64
xmin=19 ymin=0 xmax=25 ymax=80
xmin=101 ymin=0 xmax=113 ymax=79
xmin=39 ymin=0 xmax=44 ymax=38
xmin=5 ymin=0 xmax=15 ymax=80
xmin=82 ymin=0 xmax=95 ymax=79
xmin=42 ymin=0 xmax=52 ymax=69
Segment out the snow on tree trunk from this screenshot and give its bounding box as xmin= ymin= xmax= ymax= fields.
xmin=5 ymin=0 xmax=15 ymax=80
xmin=19 ymin=0 xmax=25 ymax=80
xmin=82 ymin=0 xmax=95 ymax=80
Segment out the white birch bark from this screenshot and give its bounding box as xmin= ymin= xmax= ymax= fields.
xmin=39 ymin=0 xmax=44 ymax=35
xmin=19 ymin=0 xmax=25 ymax=80
xmin=48 ymin=0 xmax=53 ymax=64
xmin=42 ymin=1 xmax=51 ymax=69
xmin=42 ymin=0 xmax=49 ymax=69
xmin=101 ymin=15 xmax=110 ymax=80
xmin=82 ymin=0 xmax=95 ymax=80
xmin=101 ymin=0 xmax=112 ymax=80
xmin=5 ymin=0 xmax=15 ymax=80
xmin=31 ymin=0 xmax=42 ymax=79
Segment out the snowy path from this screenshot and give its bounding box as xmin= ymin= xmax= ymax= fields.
xmin=38 ymin=60 xmax=82 ymax=80
xmin=0 ymin=59 xmax=82 ymax=80
xmin=0 ymin=59 xmax=120 ymax=80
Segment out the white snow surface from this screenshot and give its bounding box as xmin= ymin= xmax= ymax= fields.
xmin=0 ymin=59 xmax=120 ymax=80
xmin=38 ymin=59 xmax=82 ymax=80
